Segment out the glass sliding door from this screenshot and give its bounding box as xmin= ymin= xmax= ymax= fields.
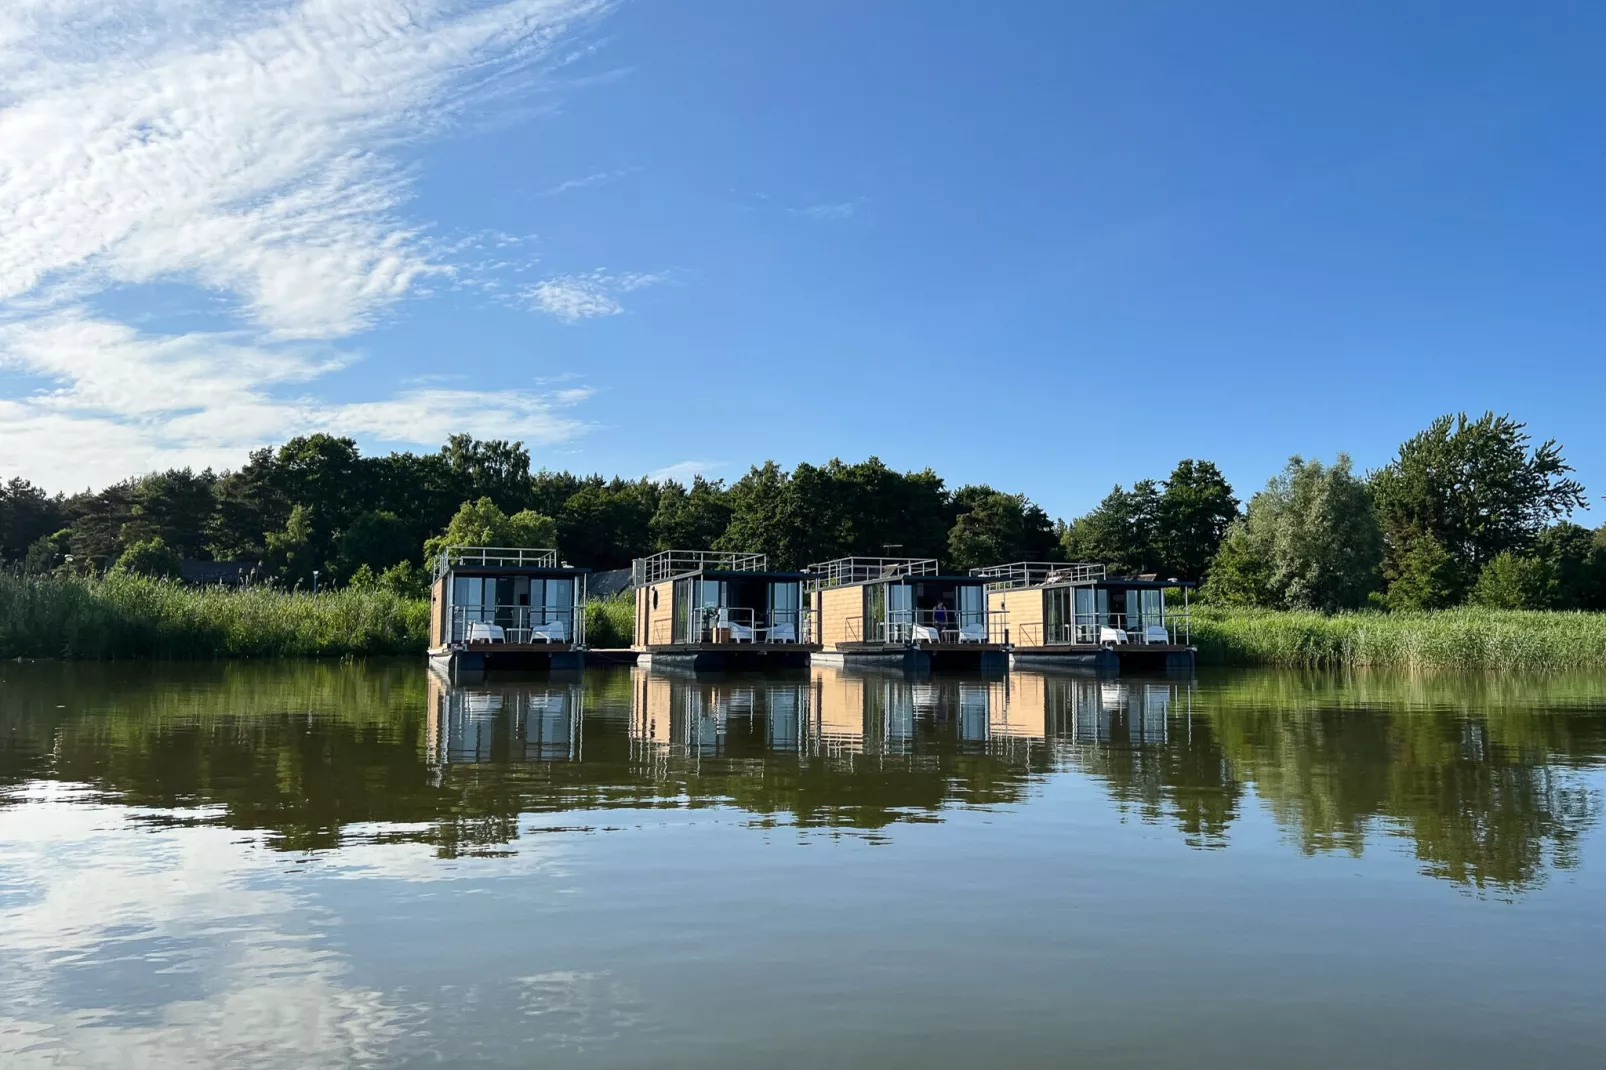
xmin=887 ymin=583 xmax=913 ymax=642
xmin=957 ymin=585 xmax=984 ymax=635
xmin=769 ymin=581 xmax=801 ymax=642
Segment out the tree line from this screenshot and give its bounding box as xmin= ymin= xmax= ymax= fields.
xmin=1 ymin=412 xmax=1601 ymax=611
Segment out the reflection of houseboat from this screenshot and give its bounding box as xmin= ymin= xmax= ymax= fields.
xmin=425 ymin=672 xmax=585 ymax=766
xmin=809 ymin=664 xmax=1004 ymax=752
xmin=428 ymin=547 xmax=590 ymax=675
xmin=630 ymin=669 xmax=811 ymax=754
xmin=807 ymin=557 xmax=1007 ymax=671
xmin=631 ymin=550 xmax=818 ymax=671
xmin=976 ymin=562 xmax=1196 ymax=672
xmin=1021 ymin=671 xmax=1185 ymax=744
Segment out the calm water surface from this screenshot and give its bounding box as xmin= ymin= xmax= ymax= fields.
xmin=3 ymin=662 xmax=1605 ymax=1068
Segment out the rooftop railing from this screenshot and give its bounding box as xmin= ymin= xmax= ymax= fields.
xmin=435 ymin=546 xmax=561 ymax=579
xmin=971 ymin=561 xmax=1107 ymax=590
xmin=632 ymin=549 xmax=769 ymax=586
xmin=805 ymin=557 xmax=940 ymax=591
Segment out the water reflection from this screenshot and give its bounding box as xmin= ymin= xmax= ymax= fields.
xmin=1 ymin=662 xmax=1603 ymax=892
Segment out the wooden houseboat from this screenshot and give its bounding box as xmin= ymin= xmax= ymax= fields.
xmin=427 ymin=546 xmax=589 ymax=676
xmin=631 ymin=550 xmax=817 ymax=670
xmin=975 ymin=562 xmax=1195 ymax=672
xmin=807 ymin=557 xmax=1008 ymax=672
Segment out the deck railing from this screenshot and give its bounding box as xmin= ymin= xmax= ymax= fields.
xmin=633 ymin=550 xmax=768 ymax=586
xmin=645 ymin=606 xmax=812 ymax=646
xmin=805 ymin=557 xmax=940 ymax=591
xmin=450 ymin=604 xmax=584 ymax=646
xmin=834 ymin=608 xmax=1003 ymax=644
xmin=435 ymin=545 xmax=561 ymax=579
xmin=1018 ymin=612 xmax=1191 ymax=647
xmin=971 ymin=561 xmax=1107 ymax=590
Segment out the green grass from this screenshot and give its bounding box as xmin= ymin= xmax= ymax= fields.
xmin=1192 ymin=606 xmax=1606 ymax=671
xmin=584 ymin=593 xmax=635 ymax=648
xmin=0 ymin=573 xmax=429 ymax=659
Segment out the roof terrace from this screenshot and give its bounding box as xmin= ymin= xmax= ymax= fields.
xmin=805 ymin=556 xmax=940 ymax=591
xmin=971 ymin=561 xmax=1107 ymax=590
xmin=632 ymin=549 xmax=769 ymax=586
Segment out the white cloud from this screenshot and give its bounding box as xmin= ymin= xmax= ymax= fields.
xmin=531 ymin=166 xmax=637 ymax=197
xmin=789 ymin=198 xmax=866 ymax=221
xmin=648 ymin=459 xmax=723 ymax=484
xmin=0 ymin=312 xmax=591 ymax=489
xmin=0 ymin=0 xmax=627 ymax=488
xmin=527 ymin=270 xmax=664 ymax=323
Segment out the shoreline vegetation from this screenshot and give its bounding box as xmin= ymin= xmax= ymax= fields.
xmin=9 ymin=574 xmax=1606 ymax=670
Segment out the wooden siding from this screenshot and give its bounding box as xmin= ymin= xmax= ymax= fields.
xmin=634 ymin=579 xmax=677 ymax=649
xmin=632 ymin=669 xmax=672 ymax=742
xmin=429 ymin=575 xmax=448 ymax=648
xmin=816 ymin=586 xmax=863 ymax=650
xmin=989 ymin=587 xmax=1045 ymax=647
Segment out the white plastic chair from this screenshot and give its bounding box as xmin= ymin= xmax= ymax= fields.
xmin=958 ymin=621 xmax=987 ymax=643
xmin=911 ymin=624 xmax=940 ymax=643
xmin=1144 ymin=624 xmax=1170 ymax=645
xmin=466 ymin=621 xmax=504 ymax=644
xmin=530 ymin=619 xmax=569 ymax=643
xmin=1099 ymin=626 xmax=1128 ymax=646
xmin=718 ymin=609 xmax=754 ymax=643
xmin=769 ymin=621 xmax=797 ymax=643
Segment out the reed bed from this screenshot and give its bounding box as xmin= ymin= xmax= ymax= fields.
xmin=0 ymin=573 xmax=428 ymax=659
xmin=1192 ymin=606 xmax=1606 ymax=671
xmin=585 ymin=594 xmax=636 ymax=648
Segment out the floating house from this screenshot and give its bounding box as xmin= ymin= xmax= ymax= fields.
xmin=425 ymin=673 xmax=585 ymax=768
xmin=975 ymin=562 xmax=1195 ymax=672
xmin=631 ymin=550 xmax=817 ymax=670
xmin=807 ymin=557 xmax=1007 ymax=672
xmin=427 ymin=546 xmax=589 ymax=675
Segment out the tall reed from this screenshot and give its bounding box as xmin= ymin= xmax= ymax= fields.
xmin=1192 ymin=606 xmax=1606 ymax=671
xmin=0 ymin=573 xmax=428 ymax=659
xmin=585 ymin=594 xmax=636 ymax=648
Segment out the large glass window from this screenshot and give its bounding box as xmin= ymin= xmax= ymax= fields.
xmin=887 ymin=583 xmax=912 ymax=641
xmin=957 ymin=585 xmax=984 ymax=628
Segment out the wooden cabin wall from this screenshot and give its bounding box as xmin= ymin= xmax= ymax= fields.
xmin=816 ymin=586 xmax=863 ymax=648
xmin=429 ymin=576 xmax=448 ymax=648
xmin=633 ymin=579 xmax=676 ymax=648
xmin=989 ymin=588 xmax=1044 ymax=647
xmin=632 ymin=670 xmax=672 ymax=743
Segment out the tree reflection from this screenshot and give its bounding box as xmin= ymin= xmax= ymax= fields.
xmin=1 ymin=661 xmax=1601 ymax=892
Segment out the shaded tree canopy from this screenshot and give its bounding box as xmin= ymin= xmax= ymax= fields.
xmin=1060 ymin=459 xmax=1238 ymax=581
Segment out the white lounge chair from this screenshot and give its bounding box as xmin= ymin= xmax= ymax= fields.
xmin=769 ymin=621 xmax=797 ymax=643
xmin=911 ymin=624 xmax=940 ymax=643
xmin=957 ymin=621 xmax=987 ymax=643
xmin=717 ymin=609 xmax=755 ymax=642
xmin=530 ymin=619 xmax=569 ymax=643
xmin=1143 ymin=624 xmax=1170 ymax=645
xmin=1099 ymin=626 xmax=1128 ymax=646
xmin=466 ymin=621 xmax=504 ymax=643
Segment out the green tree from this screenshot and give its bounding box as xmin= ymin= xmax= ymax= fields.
xmin=1371 ymin=412 xmax=1587 ymax=603
xmin=440 ymin=434 xmax=533 ymax=514
xmin=946 ymin=488 xmax=1058 ymax=572
xmin=1385 ymin=532 xmax=1458 ymax=611
xmin=423 ymin=498 xmax=559 ymax=561
xmin=1469 ymin=552 xmax=1551 ymax=610
xmin=1202 ymin=455 xmax=1382 ymax=611
xmin=111 ymin=536 xmax=183 ymax=580
xmin=265 ymin=504 xmax=319 ymax=587
xmin=1534 ymin=523 xmax=1606 ymax=610
xmin=0 ymin=477 xmax=71 ymax=566
xmin=555 ymin=479 xmax=657 ymax=569
xmin=1157 ymin=459 xmax=1239 ymax=583
xmin=650 ymin=477 xmax=733 ymax=550
xmin=333 ymin=511 xmax=417 ymax=580
xmin=1060 ymin=480 xmax=1163 ymax=575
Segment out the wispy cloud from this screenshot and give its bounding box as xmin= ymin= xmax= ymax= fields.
xmin=788 ymin=198 xmax=867 ymax=222
xmin=527 ymin=270 xmax=665 ymax=323
xmin=648 ymin=459 xmax=724 ymax=484
xmin=0 ymin=0 xmax=622 ymax=488
xmin=531 ymin=166 xmax=637 ymax=197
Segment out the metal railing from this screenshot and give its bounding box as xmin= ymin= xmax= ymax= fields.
xmin=836 ymin=608 xmax=1002 ymax=644
xmin=645 ymin=607 xmax=812 ymax=645
xmin=1022 ymin=612 xmax=1191 ymax=647
xmin=434 ymin=545 xmax=561 ymax=579
xmin=805 ymin=557 xmax=939 ymax=591
xmin=632 ymin=549 xmax=768 ymax=586
xmin=971 ymin=561 xmax=1106 ymax=590
xmin=449 ymin=604 xmax=584 ymax=646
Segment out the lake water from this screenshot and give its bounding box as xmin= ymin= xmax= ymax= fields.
xmin=3 ymin=661 xmax=1605 ymax=1069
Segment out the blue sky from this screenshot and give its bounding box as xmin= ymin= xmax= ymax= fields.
xmin=2 ymin=1 xmax=1603 ymax=524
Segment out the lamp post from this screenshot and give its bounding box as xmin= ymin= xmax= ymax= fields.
xmin=312 ymin=569 xmax=320 ymax=595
